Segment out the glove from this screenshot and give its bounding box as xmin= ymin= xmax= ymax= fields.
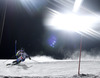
xmin=29 ymin=57 xmax=31 ymax=60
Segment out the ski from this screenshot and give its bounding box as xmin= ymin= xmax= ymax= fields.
xmin=6 ymin=62 xmax=17 ymax=66
xmin=6 ymin=63 xmax=13 ymax=66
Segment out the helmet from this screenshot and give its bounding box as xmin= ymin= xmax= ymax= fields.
xmin=20 ymin=48 xmax=24 ymax=53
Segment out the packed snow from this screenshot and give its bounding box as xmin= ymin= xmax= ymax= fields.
xmin=0 ymin=56 xmax=100 ymax=78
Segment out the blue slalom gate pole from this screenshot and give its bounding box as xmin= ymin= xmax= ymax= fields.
xmin=15 ymin=40 xmax=17 ymax=58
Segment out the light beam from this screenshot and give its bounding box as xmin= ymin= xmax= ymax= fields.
xmin=73 ymin=0 xmax=83 ymax=13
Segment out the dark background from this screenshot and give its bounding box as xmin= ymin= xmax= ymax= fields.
xmin=0 ymin=0 xmax=100 ymax=59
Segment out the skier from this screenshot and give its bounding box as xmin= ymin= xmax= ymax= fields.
xmin=7 ymin=49 xmax=31 ymax=65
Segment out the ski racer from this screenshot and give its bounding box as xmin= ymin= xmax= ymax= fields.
xmin=12 ymin=49 xmax=31 ymax=65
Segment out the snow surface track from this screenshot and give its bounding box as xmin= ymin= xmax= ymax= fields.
xmin=0 ymin=57 xmax=100 ymax=78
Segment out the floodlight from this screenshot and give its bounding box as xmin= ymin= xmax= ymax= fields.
xmin=45 ymin=13 xmax=98 ymax=33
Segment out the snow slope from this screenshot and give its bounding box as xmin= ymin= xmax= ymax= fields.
xmin=0 ymin=56 xmax=100 ymax=78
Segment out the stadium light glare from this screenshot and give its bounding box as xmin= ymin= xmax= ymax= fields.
xmin=45 ymin=13 xmax=97 ymax=33
xmin=19 ymin=0 xmax=47 ymax=14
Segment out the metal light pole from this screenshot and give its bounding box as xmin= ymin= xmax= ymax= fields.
xmin=0 ymin=1 xmax=7 ymax=45
xmin=78 ymin=35 xmax=82 ymax=75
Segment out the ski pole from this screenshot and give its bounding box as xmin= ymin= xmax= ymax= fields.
xmin=15 ymin=40 xmax=17 ymax=58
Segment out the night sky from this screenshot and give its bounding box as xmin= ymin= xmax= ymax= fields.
xmin=0 ymin=0 xmax=100 ymax=59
